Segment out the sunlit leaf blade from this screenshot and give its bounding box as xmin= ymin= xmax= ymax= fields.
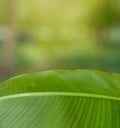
xmin=0 ymin=70 xmax=120 ymax=128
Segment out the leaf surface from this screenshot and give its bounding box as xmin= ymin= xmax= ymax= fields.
xmin=0 ymin=70 xmax=120 ymax=128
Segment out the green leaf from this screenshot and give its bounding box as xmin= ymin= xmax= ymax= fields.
xmin=0 ymin=70 xmax=120 ymax=128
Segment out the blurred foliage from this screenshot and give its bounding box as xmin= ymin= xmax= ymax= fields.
xmin=88 ymin=0 xmax=120 ymax=28
xmin=0 ymin=0 xmax=120 ymax=81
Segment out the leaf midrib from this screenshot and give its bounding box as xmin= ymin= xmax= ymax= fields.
xmin=0 ymin=92 xmax=120 ymax=101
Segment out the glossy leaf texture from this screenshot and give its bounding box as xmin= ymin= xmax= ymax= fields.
xmin=0 ymin=70 xmax=120 ymax=128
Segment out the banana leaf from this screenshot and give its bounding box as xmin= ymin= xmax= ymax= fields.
xmin=0 ymin=70 xmax=120 ymax=128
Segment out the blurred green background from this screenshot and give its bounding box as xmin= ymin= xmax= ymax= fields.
xmin=0 ymin=0 xmax=120 ymax=81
